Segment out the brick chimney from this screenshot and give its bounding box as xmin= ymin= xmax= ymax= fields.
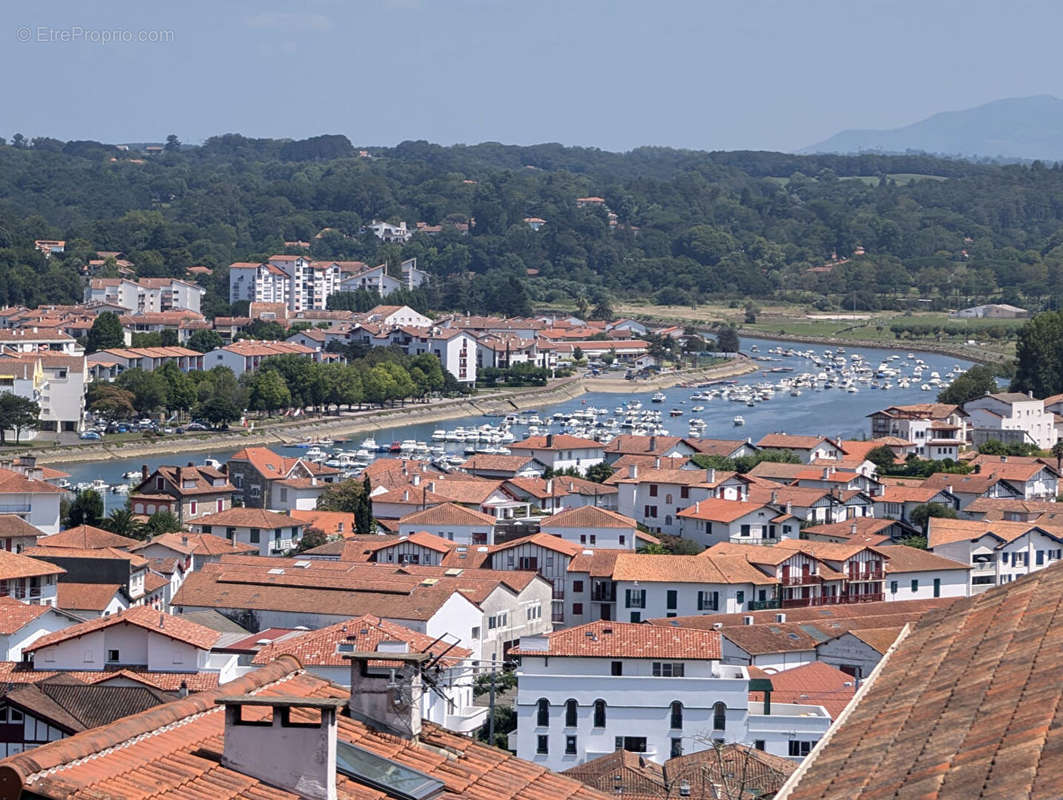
xmin=216 ymin=695 xmax=345 ymax=800
xmin=344 ymin=644 xmax=429 ymax=739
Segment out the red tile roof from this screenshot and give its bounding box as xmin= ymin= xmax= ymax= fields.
xmin=512 ymin=620 xmax=721 ymax=660
xmin=510 ymin=434 xmax=603 ymax=451
xmin=778 ymin=562 xmax=1063 ymax=800
xmin=0 ymin=596 xmax=54 ymax=634
xmin=0 ymin=656 xmax=609 ymax=800
xmin=55 ymin=583 xmax=124 ymax=612
xmin=540 ymin=506 xmax=636 ymax=529
xmin=251 ymin=614 xmax=472 ymax=668
xmin=36 ymin=525 xmax=139 ymax=550
xmin=399 ymin=502 xmax=496 ymax=527
xmin=677 ymin=498 xmax=772 ymax=523
xmin=0 ymin=549 xmax=65 ymax=581
xmin=748 ymin=661 xmax=857 ymax=719
xmin=0 ymin=468 xmax=66 ymax=494
xmin=24 ymin=607 xmax=220 ymax=653
xmin=190 ymin=508 xmax=304 ymax=529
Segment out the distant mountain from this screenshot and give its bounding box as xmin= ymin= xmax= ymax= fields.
xmin=800 ymin=95 xmax=1063 ymax=161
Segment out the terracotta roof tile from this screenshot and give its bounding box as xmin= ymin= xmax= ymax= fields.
xmin=190 ymin=508 xmax=305 ymax=529
xmin=0 ymin=596 xmax=54 ymax=634
xmin=510 ymin=434 xmax=603 ymax=451
xmin=0 ymin=549 xmax=65 ymax=581
xmin=610 ymin=553 xmax=778 ymax=585
xmin=677 ymin=498 xmax=774 ymax=523
xmin=0 ymin=515 xmax=41 ymax=538
xmin=512 ymin=620 xmax=721 ymax=659
xmin=55 ymin=583 xmax=124 ymax=612
xmin=399 ymin=502 xmax=496 ymax=527
xmin=36 ymin=525 xmax=139 ymax=550
xmin=25 ymin=607 xmax=220 ymax=653
xmin=540 ymin=506 xmax=636 ymax=529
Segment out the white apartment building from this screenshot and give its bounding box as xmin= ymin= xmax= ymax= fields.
xmin=964 ymin=391 xmax=1058 ymax=449
xmin=867 ymin=403 xmax=969 ymax=459
xmin=188 ymin=508 xmax=307 ymax=557
xmin=0 ymin=550 xmax=64 ymax=606
xmin=364 ymin=220 xmax=412 ymax=243
xmin=228 ymin=256 xmax=341 ymax=312
xmin=928 ymin=517 xmax=1063 ymax=593
xmin=0 ymin=468 xmax=64 ymax=534
xmin=204 ymin=340 xmax=317 ymax=377
xmin=513 ymin=621 xmax=831 ymax=770
xmin=85 ymin=278 xmax=204 ymax=314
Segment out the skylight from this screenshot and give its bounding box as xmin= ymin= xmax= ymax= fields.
xmin=336 ymin=740 xmax=444 ymax=800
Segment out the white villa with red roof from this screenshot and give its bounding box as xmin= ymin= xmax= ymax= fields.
xmin=539 ymin=506 xmax=641 ymax=550
xmin=677 ymin=498 xmax=797 ymax=547
xmin=509 ymin=433 xmax=605 ymax=471
xmin=513 ymin=620 xmax=831 ymax=770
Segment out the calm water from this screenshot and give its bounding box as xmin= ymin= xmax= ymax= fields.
xmin=58 ymin=336 xmax=972 ymax=511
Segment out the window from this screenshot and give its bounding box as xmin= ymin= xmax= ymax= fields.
xmin=736 ymin=590 xmax=745 ymax=605
xmin=910 ymin=579 xmax=919 ymax=593
xmin=536 ymin=735 xmax=548 ymax=755
xmin=536 ymin=698 xmax=549 ymax=727
xmin=670 ymin=701 xmax=683 ymax=730
xmin=189 ymin=501 xmax=197 ymax=516
xmin=933 ymin=578 xmax=941 ymax=598
xmin=625 ymin=589 xmax=646 ymax=608
xmin=652 ymin=662 xmax=685 ymax=677
xmin=890 ymin=580 xmax=898 ymax=594
xmin=615 ymin=737 xmax=647 ymax=753
xmin=572 ymin=602 xmax=583 ymax=615
xmin=250 ymin=528 xmax=260 ymax=544
xmin=713 ymin=702 xmax=727 ymax=731
xmin=630 ymin=611 xmax=641 ymax=622
xmin=107 ymin=649 xmax=120 ymax=663
xmin=649 ymin=484 xmax=658 ymax=497
xmin=698 ymin=591 xmax=718 ymax=611
xmin=589 ymin=535 xmax=596 ymax=545
xmin=665 ymin=493 xmax=673 ymax=505
xmin=573 ymin=580 xmax=584 ymax=593
xmin=740 ymin=524 xmax=751 ymax=537
xmin=226 ymin=526 xmax=236 ymax=541
xmin=488 ymin=616 xmax=498 ymax=630
xmin=471 ymin=626 xmax=480 ymax=639
xmin=666 ymin=590 xmax=677 ymax=610
xmin=680 ymin=486 xmax=690 ymax=499
xmin=610 ymin=661 xmax=622 ymax=676
xmin=788 ymin=740 xmax=813 ymax=757
xmin=565 ymin=735 xmax=577 ymax=755
xmin=564 ymin=699 xmax=578 ymax=727
xmin=593 ymin=699 xmax=607 ymax=728
xmin=1036 ymin=550 xmax=1045 ymax=566
xmin=644 ymin=505 xmax=658 ymax=518
xmin=671 ymin=737 xmax=683 ymax=758
xmin=754 ymin=740 xmax=766 ymax=751
xmin=618 ymin=535 xmax=625 ymax=545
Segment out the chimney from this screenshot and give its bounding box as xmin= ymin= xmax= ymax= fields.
xmin=402 ymin=489 xmax=409 ymax=502
xmin=344 ymin=645 xmax=428 ymax=740
xmin=705 ymin=468 xmax=716 ymax=484
xmin=743 ymin=615 xmax=754 ymax=625
xmin=1029 ymin=390 xmax=1034 ymax=399
xmin=1000 ymin=455 xmax=1007 ymax=463
xmin=187 ymin=461 xmax=195 ymax=468
xmin=822 ymin=467 xmax=830 ymax=480
xmin=546 ymin=433 xmax=554 ymax=448
xmin=546 ymin=478 xmax=554 ymax=495
xmin=217 ymin=695 xmax=344 ymax=800
xmin=850 ymin=521 xmax=857 ymax=535
xmin=775 ymin=612 xmax=786 ymax=623
xmin=770 ymin=490 xmax=778 ymax=504
xmin=20 ymin=455 xmax=35 ymax=468
xmin=654 ymin=457 xmax=661 ymax=470
xmin=412 ymin=473 xmax=421 ymax=486
xmin=650 ymin=435 xmax=657 ymax=452
xmin=786 ymin=501 xmax=793 ymax=515
xmin=141 ymin=464 xmax=149 ymax=481
xmin=178 ymin=680 xmax=188 ymax=699
xmin=628 ymin=464 xmax=638 ymax=479
xmin=427 ymin=481 xmax=436 ymax=492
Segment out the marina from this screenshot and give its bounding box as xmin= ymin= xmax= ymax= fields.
xmin=55 ymin=336 xmax=974 ymax=510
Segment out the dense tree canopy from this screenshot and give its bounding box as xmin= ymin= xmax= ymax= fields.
xmin=5 ymin=137 xmax=1063 ymax=315
xmin=937 ymin=364 xmax=999 ymax=405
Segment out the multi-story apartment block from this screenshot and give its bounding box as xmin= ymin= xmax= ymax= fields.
xmin=964 ymin=391 xmax=1059 ymax=449
xmin=928 ymin=516 xmax=1063 ymax=593
xmin=85 ymin=278 xmax=204 ymax=314
xmin=867 ymin=403 xmax=968 ymax=459
xmin=228 ymin=256 xmax=341 ymax=313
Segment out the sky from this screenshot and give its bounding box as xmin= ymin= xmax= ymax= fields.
xmin=6 ymin=0 xmax=1063 ymax=153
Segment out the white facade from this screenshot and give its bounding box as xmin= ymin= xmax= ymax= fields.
xmin=885 ymin=568 xmax=969 ymax=600
xmin=678 ymin=504 xmax=796 ymax=547
xmin=0 ymin=486 xmax=61 ymax=535
xmin=190 ymin=520 xmax=304 ymax=557
xmin=612 ymin=580 xmax=762 ymax=621
xmin=931 ymin=527 xmax=1063 ymax=593
xmin=0 ymin=608 xmax=77 ymax=661
xmin=509 ymin=443 xmax=605 ymax=472
xmin=516 ymin=642 xmax=831 ymax=769
xmin=86 ymin=278 xmax=203 ymax=314
xmin=965 ymin=393 xmax=1058 ymax=449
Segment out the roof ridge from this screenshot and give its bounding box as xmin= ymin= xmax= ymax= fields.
xmin=6 ymin=656 xmax=303 ymax=787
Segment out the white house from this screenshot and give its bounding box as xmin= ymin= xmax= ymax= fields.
xmin=928 ymin=517 xmax=1063 ymax=593
xmin=397 ymin=503 xmax=496 ymax=545
xmin=188 ymin=508 xmax=307 ymax=556
xmin=964 ymin=391 xmax=1059 ymax=450
xmin=613 ymin=466 xmax=749 ymax=535
xmin=364 ymin=304 xmax=432 ymax=328
xmin=877 ymin=545 xmax=970 ymax=600
xmin=513 ymin=621 xmax=831 ymax=770
xmin=677 ymin=499 xmax=795 ymax=547
xmin=966 ymin=454 xmax=1060 ymax=500
xmin=539 ymin=506 xmax=640 ymax=550
xmin=609 ymin=553 xmax=780 ymax=621
xmin=0 ymin=597 xmax=80 ymax=660
xmin=867 ymin=403 xmax=968 ymax=460
xmin=23 ymin=606 xmax=237 ymax=682
xmin=508 ymin=434 xmax=605 ymax=472
xmin=0 ymin=469 xmax=64 ymax=534
xmin=203 ymin=340 xmax=317 ymax=378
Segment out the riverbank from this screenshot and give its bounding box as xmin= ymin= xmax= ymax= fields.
xmin=25 ymin=357 xmax=756 ymax=466
xmin=738 ymin=329 xmax=1012 ymax=367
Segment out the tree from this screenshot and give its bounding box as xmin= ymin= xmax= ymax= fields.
xmin=590 ymin=295 xmax=614 ymax=321
xmin=1052 ymin=440 xmax=1063 ymax=472
xmin=101 ymin=507 xmax=144 ymax=540
xmin=584 ymin=462 xmax=615 ymax=483
xmin=572 ymin=346 xmax=584 ymax=362
xmin=866 ymin=445 xmax=898 ymax=474
xmin=115 ymin=368 xmax=168 ymax=416
xmin=937 ymin=364 xmax=998 ymax=405
xmin=143 ymin=509 xmax=182 ymax=535
xmin=317 ymin=478 xmax=368 ymax=514
xmin=157 ymin=362 xmax=197 ymax=416
xmin=715 ymin=326 xmax=740 ymax=353
xmin=85 ymin=312 xmax=124 ymax=353
xmin=0 ymin=394 xmax=39 ymax=444
xmin=1012 ymin=311 xmax=1063 ymax=397
xmin=356 ymin=475 xmax=374 ymax=533
xmin=164 ymin=134 xmax=181 ymax=152
xmin=744 ymin=302 xmax=759 ymax=324
xmin=186 ymin=329 xmax=223 ymax=353
xmin=66 ymin=489 xmax=104 ymax=527
xmin=244 ymin=369 xmax=291 ymax=415
xmin=909 ymin=502 xmax=958 ymax=532
xmin=294 ymin=527 xmax=328 ymax=553
xmin=87 ymin=384 xmax=135 ymax=418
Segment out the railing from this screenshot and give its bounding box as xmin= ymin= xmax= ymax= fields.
xmin=591 ymin=587 xmax=617 ymax=602
xmin=782 ymin=592 xmax=885 ymax=608
xmin=782 ymin=575 xmax=820 ymax=587
xmin=748 ymin=598 xmax=782 ymax=611
xmin=847 ymin=570 xmax=885 ymax=581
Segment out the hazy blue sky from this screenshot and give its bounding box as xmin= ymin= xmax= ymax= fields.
xmin=6 ymin=0 xmax=1062 ymax=152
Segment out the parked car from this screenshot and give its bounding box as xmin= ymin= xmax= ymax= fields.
xmin=185 ymin=422 xmax=209 ymax=431
xmin=79 ymin=431 xmax=102 ymax=440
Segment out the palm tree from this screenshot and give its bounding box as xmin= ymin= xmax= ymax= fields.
xmin=102 ymin=507 xmax=144 ymax=540
xmin=1052 ymin=441 xmax=1063 ymax=473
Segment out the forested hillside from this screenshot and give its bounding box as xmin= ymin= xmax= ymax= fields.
xmin=4 ymin=133 xmax=1063 ymax=316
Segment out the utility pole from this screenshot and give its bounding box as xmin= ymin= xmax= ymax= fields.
xmin=487 ymin=667 xmax=497 ymax=745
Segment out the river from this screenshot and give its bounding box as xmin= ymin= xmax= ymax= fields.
xmin=57 ymin=336 xmax=972 ymax=511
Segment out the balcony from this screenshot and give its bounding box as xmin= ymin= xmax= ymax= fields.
xmin=782 ymin=592 xmax=884 ymax=608
xmin=591 ymin=586 xmax=617 ymax=603
xmin=444 ymin=705 xmax=489 ymax=734
xmin=0 ymin=505 xmax=31 ymax=515
xmin=782 ymin=574 xmax=821 ymax=587
xmin=748 ymin=597 xmax=782 ymax=611
xmin=847 ymin=570 xmax=885 ymax=582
